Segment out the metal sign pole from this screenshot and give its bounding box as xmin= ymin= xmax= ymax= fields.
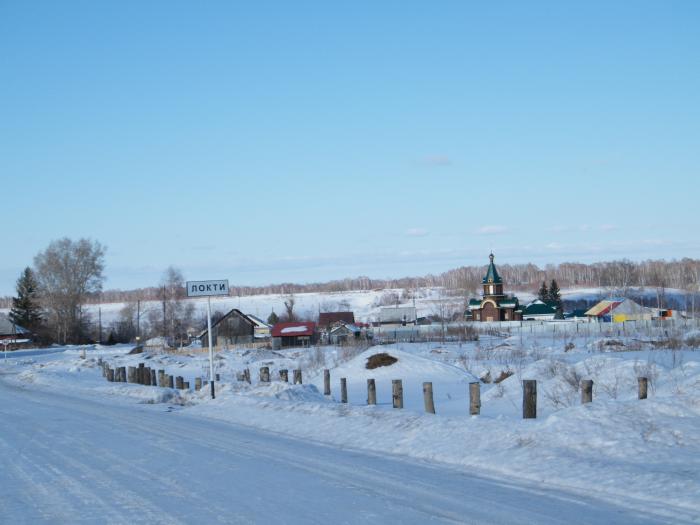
xmin=207 ymin=296 xmax=215 ymax=399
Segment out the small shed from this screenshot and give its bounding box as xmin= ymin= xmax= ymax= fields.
xmin=271 ymin=322 xmax=317 ymax=349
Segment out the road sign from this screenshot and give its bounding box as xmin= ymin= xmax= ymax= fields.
xmin=186 ymin=280 xmax=229 ymax=297
xmin=186 ymin=278 xmax=229 ymax=400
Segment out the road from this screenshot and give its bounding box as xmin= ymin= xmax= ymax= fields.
xmin=0 ymin=377 xmax=666 ymax=524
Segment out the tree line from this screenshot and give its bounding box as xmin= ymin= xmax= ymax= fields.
xmin=4 ymin=239 xmax=700 ymax=346
xmin=38 ymin=257 xmax=700 ymax=304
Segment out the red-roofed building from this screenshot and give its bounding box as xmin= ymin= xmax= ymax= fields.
xmin=271 ymin=322 xmax=317 ymax=349
xmin=318 ymin=311 xmax=355 ymax=329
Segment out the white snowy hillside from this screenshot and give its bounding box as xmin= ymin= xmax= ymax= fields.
xmin=2 ymin=321 xmax=700 ymax=523
xmin=6 ymin=285 xmax=691 ymax=329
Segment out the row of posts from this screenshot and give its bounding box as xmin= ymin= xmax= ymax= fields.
xmin=98 ymin=359 xmax=652 ymax=418
xmin=320 ymin=369 xmax=651 ymax=418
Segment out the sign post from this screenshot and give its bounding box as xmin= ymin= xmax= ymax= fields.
xmin=187 ymin=279 xmax=230 ymax=399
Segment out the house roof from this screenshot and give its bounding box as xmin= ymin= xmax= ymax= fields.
xmin=522 ymin=302 xmax=557 ymax=316
xmin=0 ymin=314 xmax=28 ymax=336
xmin=271 ymin=322 xmax=316 ymax=337
xmin=330 ymin=323 xmax=361 ymax=334
xmin=585 ymin=299 xmax=626 ymax=317
xmin=379 ymin=306 xmax=417 ymax=323
xmin=318 ymin=311 xmax=355 ymax=327
xmin=246 ymin=314 xmax=271 ymax=329
xmin=482 ymin=253 xmax=503 ymax=284
xmin=198 ymin=308 xmax=257 ymax=338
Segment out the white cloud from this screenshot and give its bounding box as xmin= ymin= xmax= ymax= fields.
xmin=420 ymin=155 xmax=452 ymax=166
xmin=600 ymin=224 xmax=618 ymax=232
xmin=476 ymin=225 xmax=509 ymax=235
xmin=405 ymin=228 xmax=429 ymax=237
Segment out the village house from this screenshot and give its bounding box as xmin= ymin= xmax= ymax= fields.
xmin=468 ymin=253 xmax=522 ymax=322
xmin=379 ymin=306 xmax=417 ymax=326
xmin=585 ymin=298 xmax=653 ymax=323
xmin=271 ymin=321 xmax=317 ymax=349
xmin=328 ymin=323 xmax=362 ymax=345
xmin=0 ymin=313 xmax=30 ymax=344
xmin=521 ymin=300 xmax=559 ymax=321
xmin=318 ymin=311 xmax=355 ymax=330
xmin=198 ymin=309 xmax=257 ymax=345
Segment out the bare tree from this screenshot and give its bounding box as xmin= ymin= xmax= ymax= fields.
xmin=33 ymin=238 xmax=106 ymax=344
xmin=158 ymin=266 xmax=195 ymax=345
xmin=282 ymin=295 xmax=297 ymax=322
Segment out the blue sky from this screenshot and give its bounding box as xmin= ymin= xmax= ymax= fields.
xmin=1 ymin=1 xmax=699 ymax=295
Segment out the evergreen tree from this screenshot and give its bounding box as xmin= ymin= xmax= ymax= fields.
xmin=537 ymin=281 xmax=549 ymax=302
xmin=267 ymin=310 xmax=279 ymax=325
xmin=548 ymin=279 xmax=564 ymax=318
xmin=548 ymin=279 xmax=562 ymax=307
xmin=9 ymin=267 xmax=42 ymax=332
xmin=106 ymin=331 xmax=117 ymax=345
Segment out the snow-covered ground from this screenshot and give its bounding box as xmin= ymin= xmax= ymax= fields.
xmin=2 ymin=328 xmax=700 ymax=523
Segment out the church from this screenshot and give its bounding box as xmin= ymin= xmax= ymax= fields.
xmin=468 ymin=254 xmax=522 ymax=322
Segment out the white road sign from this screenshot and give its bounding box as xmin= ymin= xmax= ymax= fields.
xmin=186 ymin=280 xmax=230 ymax=297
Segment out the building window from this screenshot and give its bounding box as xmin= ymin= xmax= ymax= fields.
xmin=489 ymin=285 xmax=494 ymax=294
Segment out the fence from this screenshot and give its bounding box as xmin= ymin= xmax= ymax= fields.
xmin=97 ymin=359 xmax=653 ymax=419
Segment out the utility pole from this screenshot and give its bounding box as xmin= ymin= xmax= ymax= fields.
xmin=98 ymin=307 xmax=102 ymax=344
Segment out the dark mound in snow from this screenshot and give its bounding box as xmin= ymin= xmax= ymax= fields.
xmin=366 ymin=353 xmax=398 ymax=369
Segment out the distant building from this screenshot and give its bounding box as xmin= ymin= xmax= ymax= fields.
xmin=379 ymin=306 xmax=417 ymax=326
xmin=585 ymin=298 xmax=653 ymax=323
xmin=318 ymin=311 xmax=355 ymax=330
xmin=521 ymin=300 xmax=558 ymax=321
xmin=199 ymin=309 xmax=257 ymax=345
xmin=468 ymin=254 xmax=522 ymax=322
xmin=271 ymin=322 xmax=317 ymax=349
xmin=247 ymin=314 xmax=272 ymax=339
xmin=0 ymin=313 xmax=30 ymax=344
xmin=328 ymin=323 xmax=361 ymax=345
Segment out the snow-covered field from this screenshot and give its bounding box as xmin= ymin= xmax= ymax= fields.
xmin=2 ymin=327 xmax=700 ymax=523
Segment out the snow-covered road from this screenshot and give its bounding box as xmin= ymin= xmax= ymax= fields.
xmin=0 ymin=378 xmax=667 ymax=524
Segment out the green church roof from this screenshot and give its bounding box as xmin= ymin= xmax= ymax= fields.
xmin=482 ymin=253 xmax=503 ymax=284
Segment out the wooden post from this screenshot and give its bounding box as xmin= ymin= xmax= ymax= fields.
xmin=195 ymin=377 xmax=202 ymax=391
xmin=168 ymin=375 xmax=174 ymax=388
xmin=176 ymin=376 xmax=184 ymax=389
xmin=216 ymin=373 xmax=220 ymax=382
xmin=260 ymin=366 xmax=270 ymax=383
xmin=581 ymin=379 xmax=593 ymax=404
xmin=340 ymin=378 xmax=348 ymax=403
xmin=150 ymin=369 xmax=156 ymax=386
xmin=638 ymin=377 xmax=648 ymax=400
xmin=158 ymin=370 xmax=165 ymax=387
xmin=107 ymin=368 xmax=114 ymax=382
xmin=423 ymin=382 xmax=435 ymax=414
xmin=138 ymin=363 xmax=145 ymax=384
xmin=280 ymin=369 xmax=288 ymax=382
xmin=367 ymin=379 xmax=376 ymax=405
xmin=392 ymin=380 xmax=403 ymax=409
xmin=120 ymin=367 xmax=127 ymax=383
xmin=323 ymin=369 xmax=331 ymax=396
xmin=293 ymin=369 xmax=302 ymax=385
xmin=128 ymin=366 xmax=137 ymax=383
xmin=144 ymin=367 xmax=152 ymax=386
xmin=183 ymin=381 xmax=190 ymax=390
xmin=469 ymin=382 xmax=481 ymax=415
xmin=244 ymin=368 xmax=251 ymax=384
xmin=523 ymin=380 xmax=537 ymax=419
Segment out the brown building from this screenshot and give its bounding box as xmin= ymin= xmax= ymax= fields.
xmin=467 ymin=254 xmax=522 ymax=322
